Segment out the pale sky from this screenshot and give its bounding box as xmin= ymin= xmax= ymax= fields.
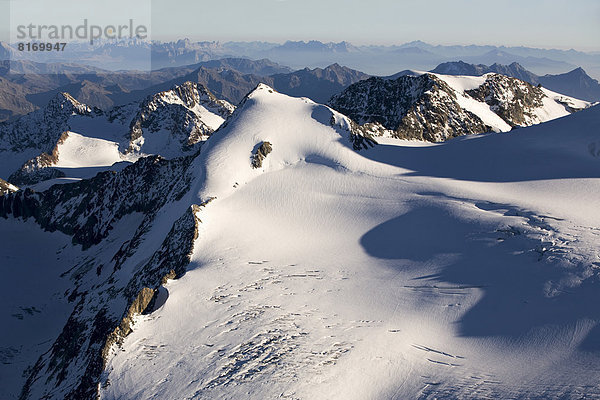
xmin=1 ymin=0 xmax=599 ymax=51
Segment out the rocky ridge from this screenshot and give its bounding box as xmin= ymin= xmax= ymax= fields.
xmin=1 ymin=153 xmax=200 ymax=399
xmin=2 ymin=82 xmax=235 ymax=185
xmin=329 ymin=72 xmax=591 ymax=141
xmin=329 ymin=74 xmax=491 ymax=141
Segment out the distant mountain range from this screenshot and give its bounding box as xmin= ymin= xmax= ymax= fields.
xmin=431 ymin=61 xmax=600 ymax=102
xmin=3 ymin=39 xmax=600 ymax=79
xmin=2 ymin=43 xmax=599 ymax=125
xmin=0 ymin=59 xmax=369 ymax=122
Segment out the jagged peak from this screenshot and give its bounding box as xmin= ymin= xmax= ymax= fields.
xmin=0 ymin=178 xmax=19 ymax=195
xmin=567 ymin=67 xmax=587 ymax=76
xmin=46 ymin=92 xmax=91 ymax=115
xmin=507 ymin=61 xmax=526 ymax=69
xmin=141 ymin=81 xmax=234 ymax=115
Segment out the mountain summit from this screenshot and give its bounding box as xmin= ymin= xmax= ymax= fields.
xmin=329 ymin=72 xmax=591 ymax=141
xmin=431 ymin=61 xmax=600 ymax=101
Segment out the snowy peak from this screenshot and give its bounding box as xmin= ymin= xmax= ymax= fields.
xmin=464 ymin=73 xmax=546 ymax=127
xmin=155 ymin=81 xmax=235 ymax=117
xmin=194 ymin=84 xmax=379 ymax=203
xmin=247 ymin=82 xmax=277 ymax=96
xmin=430 ymin=61 xmax=600 ymax=101
xmin=0 ymin=93 xmax=93 ymax=153
xmin=1 ymin=81 xmax=236 ymax=186
xmin=328 ymin=72 xmax=593 ymax=141
xmin=125 ymin=81 xmax=235 ymax=156
xmin=329 ymin=73 xmax=491 ymax=141
xmin=45 ymin=92 xmax=92 ymax=117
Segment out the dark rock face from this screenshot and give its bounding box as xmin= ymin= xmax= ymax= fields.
xmin=252 ymin=141 xmax=273 ymax=168
xmin=270 ymin=63 xmax=370 ymax=103
xmin=3 ymin=153 xmax=204 ymax=400
xmin=538 ymin=67 xmax=600 ymax=102
xmin=431 ymin=61 xmax=600 ymax=102
xmin=466 ymin=74 xmax=545 ymax=127
xmin=125 ymin=81 xmax=235 ymax=153
xmin=1 ymin=154 xmax=193 ymax=249
xmin=8 ymin=132 xmax=69 ymax=185
xmin=329 ymin=74 xmax=490 ymax=142
xmin=0 ymin=93 xmax=90 ymax=153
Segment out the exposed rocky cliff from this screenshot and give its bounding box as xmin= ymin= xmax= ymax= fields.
xmin=329 ymin=72 xmax=591 ymax=141
xmin=0 ymin=153 xmax=202 ymax=400
xmin=329 ymin=74 xmax=490 ymax=141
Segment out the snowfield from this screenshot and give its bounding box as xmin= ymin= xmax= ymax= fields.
xmin=93 ymin=86 xmax=600 ymax=399
xmin=54 ymin=131 xmax=123 ymax=168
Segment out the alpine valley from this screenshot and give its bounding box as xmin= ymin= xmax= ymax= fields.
xmin=1 ymin=60 xmax=599 ymax=400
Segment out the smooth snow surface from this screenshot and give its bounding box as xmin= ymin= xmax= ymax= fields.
xmin=101 ymin=87 xmax=600 ymax=399
xmin=54 ymin=131 xmax=122 ymax=168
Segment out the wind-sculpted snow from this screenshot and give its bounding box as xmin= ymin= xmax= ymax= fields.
xmin=0 ymin=84 xmax=380 ymax=400
xmin=193 ymin=84 xmax=383 ymax=204
xmin=1 ymin=83 xmax=600 ymax=399
xmin=103 ymin=96 xmax=600 ymax=399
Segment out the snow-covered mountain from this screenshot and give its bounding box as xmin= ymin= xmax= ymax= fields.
xmin=431 ymin=61 xmax=539 ymax=84
xmin=0 ymin=82 xmax=234 ymax=186
xmin=0 ymin=177 xmax=18 ymax=195
xmin=115 ymin=81 xmax=235 ymax=156
xmin=1 ymin=83 xmax=599 ymax=399
xmin=431 ymin=61 xmax=600 ymax=102
xmin=131 ymin=63 xmax=370 ymax=107
xmin=329 ymin=72 xmax=592 ymax=141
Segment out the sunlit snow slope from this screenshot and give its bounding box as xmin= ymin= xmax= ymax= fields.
xmin=101 ymin=86 xmax=600 ymax=399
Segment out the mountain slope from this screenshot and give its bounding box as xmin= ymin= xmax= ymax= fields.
xmin=538 ymin=67 xmax=600 ymax=102
xmin=431 ymin=61 xmax=600 ymax=102
xmin=122 ymin=63 xmax=370 ymax=107
xmin=270 ymin=63 xmax=370 ymax=103
xmin=101 ymin=95 xmax=600 ymax=399
xmin=0 ymin=154 xmax=200 ymax=400
xmin=195 ymin=57 xmax=291 ymax=75
xmin=0 ymin=58 xmax=275 ymax=122
xmin=2 ymin=85 xmax=599 ymax=399
xmin=329 ymin=72 xmax=591 ymax=141
xmin=120 ymin=81 xmax=235 ymax=156
xmin=0 ymin=178 xmax=18 ymax=195
xmin=1 ymin=82 xmax=234 ymax=186
xmin=0 ymin=84 xmax=376 ymax=400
